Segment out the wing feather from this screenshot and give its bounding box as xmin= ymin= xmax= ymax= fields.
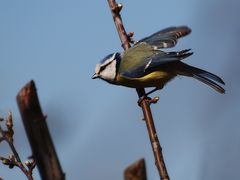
xmin=120 ymin=48 xmax=193 ymax=78
xmin=135 ymin=26 xmax=191 ymax=49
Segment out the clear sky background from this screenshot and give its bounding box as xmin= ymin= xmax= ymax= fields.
xmin=0 ymin=0 xmax=239 ymax=180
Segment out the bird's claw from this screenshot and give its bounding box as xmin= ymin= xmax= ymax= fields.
xmin=138 ymin=96 xmax=159 ymax=106
xmin=138 ymin=96 xmax=150 ymax=106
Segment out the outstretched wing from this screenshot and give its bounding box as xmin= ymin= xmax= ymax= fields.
xmin=135 ymin=26 xmax=191 ymax=49
xmin=120 ymin=44 xmax=193 ymax=78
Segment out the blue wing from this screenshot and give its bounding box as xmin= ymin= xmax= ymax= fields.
xmin=135 ymin=26 xmax=191 ymax=49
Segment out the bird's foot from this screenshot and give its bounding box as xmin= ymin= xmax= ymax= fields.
xmin=138 ymin=95 xmax=151 ymax=106
xmin=137 ymin=96 xmax=159 ymax=106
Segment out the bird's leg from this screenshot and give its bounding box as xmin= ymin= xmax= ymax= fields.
xmin=137 ymin=87 xmax=159 ymax=106
xmin=145 ymin=87 xmax=159 ymax=96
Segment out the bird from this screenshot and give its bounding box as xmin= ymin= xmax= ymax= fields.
xmin=92 ymin=26 xmax=225 ymax=96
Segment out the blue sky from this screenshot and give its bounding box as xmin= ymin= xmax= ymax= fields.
xmin=0 ymin=0 xmax=239 ymax=179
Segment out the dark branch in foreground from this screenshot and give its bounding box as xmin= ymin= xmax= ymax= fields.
xmin=0 ymin=112 xmax=36 ymax=180
xmin=107 ymin=1 xmax=169 ymax=179
xmin=16 ymin=80 xmax=65 ymax=180
xmin=124 ymin=159 xmax=147 ymax=180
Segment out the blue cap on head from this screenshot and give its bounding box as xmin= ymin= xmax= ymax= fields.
xmin=100 ymin=53 xmax=116 ymax=64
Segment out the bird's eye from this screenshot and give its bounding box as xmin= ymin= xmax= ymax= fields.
xmin=100 ymin=65 xmax=107 ymax=72
xmin=100 ymin=61 xmax=113 ymax=72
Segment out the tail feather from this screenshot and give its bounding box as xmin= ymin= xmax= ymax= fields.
xmin=193 ymin=74 xmax=225 ymax=94
xmin=189 ymin=66 xmax=225 ymax=85
xmin=178 ymin=63 xmax=225 ymax=94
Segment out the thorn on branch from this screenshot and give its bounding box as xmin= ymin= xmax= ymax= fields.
xmin=112 ymin=3 xmax=123 ymax=14
xmin=149 ymin=96 xmax=160 ymax=104
xmin=127 ymin=32 xmax=136 ymax=44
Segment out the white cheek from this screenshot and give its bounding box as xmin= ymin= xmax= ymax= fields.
xmin=100 ymin=60 xmax=116 ymax=81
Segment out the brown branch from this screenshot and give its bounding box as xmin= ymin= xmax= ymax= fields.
xmin=107 ymin=1 xmax=169 ymax=179
xmin=16 ymin=80 xmax=65 ymax=180
xmin=124 ymin=159 xmax=147 ymax=180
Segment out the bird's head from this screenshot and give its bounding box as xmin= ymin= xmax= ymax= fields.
xmin=92 ymin=52 xmax=121 ymax=82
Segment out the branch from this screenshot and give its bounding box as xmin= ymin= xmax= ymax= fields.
xmin=16 ymin=80 xmax=65 ymax=180
xmin=107 ymin=1 xmax=169 ymax=179
xmin=124 ymin=159 xmax=147 ymax=180
xmin=0 ymin=113 xmax=35 ymax=180
xmin=107 ymin=1 xmax=131 ymax=50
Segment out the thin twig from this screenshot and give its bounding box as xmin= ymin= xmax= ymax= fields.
xmin=16 ymin=80 xmax=65 ymax=180
xmin=107 ymin=1 xmax=169 ymax=179
xmin=0 ymin=113 xmax=35 ymax=180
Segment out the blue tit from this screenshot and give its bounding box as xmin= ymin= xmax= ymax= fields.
xmin=92 ymin=26 xmax=225 ymax=95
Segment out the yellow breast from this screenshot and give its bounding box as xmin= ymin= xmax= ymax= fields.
xmin=116 ymin=70 xmax=174 ymax=88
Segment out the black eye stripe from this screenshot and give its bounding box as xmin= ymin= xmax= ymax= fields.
xmin=100 ymin=65 xmax=107 ymax=71
xmin=100 ymin=61 xmax=112 ymax=71
xmin=99 ymin=52 xmax=120 ymax=73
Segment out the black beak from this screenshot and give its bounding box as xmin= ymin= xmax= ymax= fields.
xmin=92 ymin=73 xmax=99 ymax=79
